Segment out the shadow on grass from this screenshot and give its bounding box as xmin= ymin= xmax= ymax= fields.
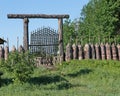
xmin=67 ymin=68 xmax=92 ymax=77
xmin=28 ymin=74 xmax=88 ymax=90
xmin=56 ymin=82 xmax=87 ymax=90
xmin=0 ymin=78 xmax=13 ymax=87
xmin=42 ymin=81 xmax=87 ymax=90
xmin=29 ymin=75 xmax=68 ymax=85
xmin=57 ymin=81 xmax=72 ymax=90
xmin=0 ymin=76 xmax=87 ymax=90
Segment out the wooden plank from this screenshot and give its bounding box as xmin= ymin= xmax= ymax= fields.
xmin=7 ymin=14 xmax=69 ymax=19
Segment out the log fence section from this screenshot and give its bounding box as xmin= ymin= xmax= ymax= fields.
xmin=65 ymin=43 xmax=120 ymax=61
xmin=1 ymin=43 xmax=120 ymax=66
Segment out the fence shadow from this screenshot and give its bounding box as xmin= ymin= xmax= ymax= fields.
xmin=56 ymin=82 xmax=87 ymax=90
xmin=0 ymin=78 xmax=13 ymax=87
xmin=29 ymin=75 xmax=88 ymax=90
xmin=67 ymin=68 xmax=92 ymax=77
xmin=29 ymin=75 xmax=68 ymax=85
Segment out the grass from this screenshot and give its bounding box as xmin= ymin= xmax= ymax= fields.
xmin=0 ymin=60 xmax=120 ymax=96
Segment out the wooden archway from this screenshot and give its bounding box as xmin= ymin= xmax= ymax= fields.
xmin=7 ymin=14 xmax=69 ymax=62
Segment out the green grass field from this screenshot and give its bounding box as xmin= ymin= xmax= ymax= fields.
xmin=0 ymin=60 xmax=120 ymax=96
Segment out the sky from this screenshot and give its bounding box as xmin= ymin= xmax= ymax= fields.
xmin=0 ymin=0 xmax=89 ymax=49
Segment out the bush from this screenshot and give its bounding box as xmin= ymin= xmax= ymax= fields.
xmin=1 ymin=51 xmax=36 ymax=84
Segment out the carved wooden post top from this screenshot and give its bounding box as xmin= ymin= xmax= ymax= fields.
xmin=7 ymin=14 xmax=69 ymax=19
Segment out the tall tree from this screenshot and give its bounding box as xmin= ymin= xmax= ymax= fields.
xmin=79 ymin=0 xmax=120 ymax=44
xmin=63 ymin=19 xmax=75 ymax=47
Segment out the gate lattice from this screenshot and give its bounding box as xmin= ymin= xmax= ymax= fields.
xmin=29 ymin=27 xmax=58 ymax=58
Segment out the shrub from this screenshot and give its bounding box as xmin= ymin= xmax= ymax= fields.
xmin=1 ymin=51 xmax=35 ymax=84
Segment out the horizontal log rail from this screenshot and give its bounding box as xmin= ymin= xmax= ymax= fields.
xmin=7 ymin=14 xmax=69 ymax=19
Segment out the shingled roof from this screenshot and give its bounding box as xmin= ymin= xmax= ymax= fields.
xmin=0 ymin=38 xmax=6 ymax=44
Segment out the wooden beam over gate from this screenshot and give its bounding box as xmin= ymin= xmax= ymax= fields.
xmin=7 ymin=14 xmax=69 ymax=62
xmin=7 ymin=14 xmax=69 ymax=19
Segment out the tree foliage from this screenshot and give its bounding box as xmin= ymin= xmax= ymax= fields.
xmin=0 ymin=51 xmax=35 ymax=84
xmin=79 ymin=0 xmax=120 ymax=43
xmin=63 ymin=19 xmax=75 ymax=47
xmin=63 ymin=0 xmax=120 ymax=45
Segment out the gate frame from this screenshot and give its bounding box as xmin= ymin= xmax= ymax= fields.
xmin=7 ymin=14 xmax=69 ymax=62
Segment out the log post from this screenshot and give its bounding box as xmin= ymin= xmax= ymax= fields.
xmin=18 ymin=45 xmax=24 ymax=52
xmin=106 ymin=43 xmax=112 ymax=60
xmin=72 ymin=44 xmax=78 ymax=59
xmin=117 ymin=44 xmax=120 ymax=60
xmin=4 ymin=46 xmax=9 ymax=60
xmin=100 ymin=43 xmax=106 ymax=60
xmin=84 ymin=44 xmax=90 ymax=59
xmin=12 ymin=45 xmax=16 ymax=52
xmin=23 ymin=18 xmax=29 ymax=51
xmin=95 ymin=43 xmax=101 ymax=60
xmin=58 ymin=18 xmax=64 ymax=63
xmin=0 ymin=46 xmax=4 ymax=59
xmin=90 ymin=44 xmax=95 ymax=59
xmin=65 ymin=43 xmax=73 ymax=61
xmin=111 ymin=43 xmax=117 ymax=60
xmin=78 ymin=44 xmax=83 ymax=60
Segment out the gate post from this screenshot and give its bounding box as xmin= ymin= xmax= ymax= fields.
xmin=58 ymin=18 xmax=64 ymax=63
xmin=23 ymin=18 xmax=29 ymax=51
